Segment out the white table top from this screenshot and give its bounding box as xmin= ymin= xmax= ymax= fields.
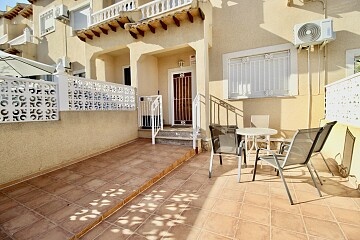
xmin=236 ymin=127 xmax=278 ymax=136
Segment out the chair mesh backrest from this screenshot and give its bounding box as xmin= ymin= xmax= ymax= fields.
xmin=283 ymin=128 xmax=323 ymax=167
xmin=251 ymin=115 xmax=269 ymax=128
xmin=209 ymin=125 xmax=239 ymax=154
xmin=313 ymin=121 xmax=337 ymax=153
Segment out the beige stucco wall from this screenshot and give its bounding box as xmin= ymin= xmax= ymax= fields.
xmin=0 ymin=111 xmax=138 ymax=186
xmin=115 ymin=53 xmax=130 ymax=84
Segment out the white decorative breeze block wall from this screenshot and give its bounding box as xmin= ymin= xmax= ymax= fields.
xmin=0 ymin=77 xmax=58 ymax=123
xmin=325 ymin=73 xmax=360 ymax=127
xmin=67 ymin=76 xmax=136 ymax=111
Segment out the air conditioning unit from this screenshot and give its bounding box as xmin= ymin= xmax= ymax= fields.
xmin=293 ymin=18 xmax=336 ymax=47
xmin=58 ymin=56 xmax=71 ymax=69
xmin=54 ymin=4 xmax=69 ymax=20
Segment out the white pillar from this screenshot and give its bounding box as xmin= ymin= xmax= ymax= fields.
xmin=53 ymin=63 xmax=69 ymax=111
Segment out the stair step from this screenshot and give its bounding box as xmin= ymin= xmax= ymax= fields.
xmin=155 ymin=136 xmax=193 ymax=141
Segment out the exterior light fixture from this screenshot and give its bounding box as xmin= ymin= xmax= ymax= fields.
xmin=178 ymin=60 xmax=184 ymax=68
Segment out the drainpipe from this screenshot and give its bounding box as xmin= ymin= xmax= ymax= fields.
xmin=307 ymin=47 xmax=312 ymax=128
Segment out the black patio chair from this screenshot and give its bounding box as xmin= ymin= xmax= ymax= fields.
xmin=209 ymin=124 xmax=246 ymax=179
xmin=253 ymin=127 xmax=324 ymax=205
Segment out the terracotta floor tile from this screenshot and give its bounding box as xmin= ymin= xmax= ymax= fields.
xmin=60 ymin=186 xmax=93 ymax=202
xmin=187 ymin=195 xmax=216 ymax=210
xmin=76 ymin=165 xmax=100 ymax=175
xmin=33 ymin=226 xmax=73 ymax=240
xmin=13 ymin=188 xmax=46 ymax=203
xmin=61 ymin=214 xmax=97 ymax=234
xmin=165 ymin=224 xmax=200 ymax=240
xmin=270 ymin=196 xmax=300 ymax=214
xmin=41 ymin=181 xmax=76 ymax=195
xmin=13 ymin=218 xmax=56 ymax=239
xmin=35 ymin=197 xmax=71 ymax=216
xmin=243 ymin=192 xmax=270 ymax=208
xmin=47 ymin=169 xmax=74 ymax=179
xmin=47 ymin=204 xmax=81 ymax=223
xmin=340 ymin=223 xmax=360 ymax=240
xmin=162 ymin=178 xmax=186 ymax=189
xmin=203 ymin=212 xmax=238 ymax=238
xmin=83 ymin=179 xmax=108 ymax=191
xmin=271 ymin=227 xmax=308 ymax=240
xmin=330 ymin=206 xmax=360 ymax=225
xmin=94 ymin=183 xmax=128 ymax=199
xmin=2 ymin=183 xmax=36 ymax=198
xmin=135 ymin=214 xmax=172 ymax=239
xmin=300 ymin=203 xmax=335 ymax=221
xmin=212 ymin=198 xmax=242 ymax=218
xmin=271 ymin=210 xmax=305 ymax=234
xmin=239 ymin=203 xmax=270 ymax=225
xmin=153 ymin=200 xmax=188 ymax=220
xmin=127 ymin=233 xmax=148 ymax=240
xmin=0 ymin=205 xmax=29 ymax=224
xmin=1 ymin=211 xmax=41 ymax=235
xmin=219 ymin=188 xmax=245 ymax=202
xmin=178 ymin=207 xmax=210 ymax=228
xmin=63 ymin=172 xmax=84 ymax=183
xmin=27 ymin=176 xmax=56 ymax=188
xmin=0 ymin=198 xmax=18 ymax=213
xmin=94 ymin=224 xmax=133 ymax=240
xmin=146 ymin=187 xmax=178 ymax=202
xmin=303 ymin=216 xmax=345 ymax=240
xmin=76 ymin=191 xmax=103 ymax=208
xmin=235 ymin=219 xmax=270 ymax=240
xmin=22 ymin=192 xmax=58 ymax=209
xmin=81 ymin=221 xmax=112 ymax=240
xmin=112 ymin=210 xmax=151 ymax=232
xmin=198 ymin=230 xmax=232 ymax=240
xmin=325 ymin=196 xmax=359 ymax=210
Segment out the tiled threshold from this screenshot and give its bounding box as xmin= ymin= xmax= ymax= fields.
xmin=0 ymin=139 xmax=196 ymax=240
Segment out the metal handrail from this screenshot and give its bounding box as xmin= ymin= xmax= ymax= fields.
xmin=210 ymin=95 xmax=243 ymax=127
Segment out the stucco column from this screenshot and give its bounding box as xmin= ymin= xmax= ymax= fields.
xmin=189 ymin=39 xmax=210 ymax=140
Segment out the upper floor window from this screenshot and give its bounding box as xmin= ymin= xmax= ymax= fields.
xmin=70 ymin=4 xmax=90 ymax=31
xmin=223 ymin=43 xmax=298 ymax=99
xmin=40 ymin=8 xmax=55 ymax=36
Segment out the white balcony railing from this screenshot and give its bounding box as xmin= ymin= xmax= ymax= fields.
xmin=138 ymin=95 xmax=163 ymax=144
xmin=65 ymin=76 xmax=136 ymax=111
xmin=139 ymin=0 xmax=192 ymax=19
xmin=325 ymin=72 xmax=360 ymax=127
xmin=90 ymin=0 xmax=136 ymax=26
xmin=0 ymin=76 xmax=59 ymax=123
xmin=0 ymin=34 xmax=8 ymax=45
xmin=7 ymin=28 xmax=32 ymax=46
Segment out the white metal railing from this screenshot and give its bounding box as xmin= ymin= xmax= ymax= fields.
xmin=90 ymin=0 xmax=136 ymax=26
xmin=0 ymin=76 xmax=59 ymax=123
xmin=0 ymin=34 xmax=8 ymax=45
xmin=192 ymin=93 xmax=200 ymax=149
xmin=7 ymin=28 xmax=32 ymax=46
xmin=139 ymin=0 xmax=192 ymax=19
xmin=325 ymin=72 xmax=360 ymax=127
xmin=65 ymin=76 xmax=136 ymax=111
xmin=138 ymin=95 xmax=163 ymax=144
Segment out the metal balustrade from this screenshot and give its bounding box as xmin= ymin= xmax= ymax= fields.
xmin=0 ymin=76 xmax=58 ymax=123
xmin=139 ymin=0 xmax=192 ymax=19
xmin=325 ymin=72 xmax=360 ymax=127
xmin=66 ymin=76 xmax=136 ymax=111
xmin=90 ymin=0 xmax=136 ymax=26
xmin=7 ymin=28 xmax=32 ymax=46
xmin=192 ymin=93 xmax=200 ymax=149
xmin=138 ymin=95 xmax=163 ymax=144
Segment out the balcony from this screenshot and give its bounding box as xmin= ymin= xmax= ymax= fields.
xmin=7 ymin=28 xmax=33 ymax=46
xmin=76 ymin=0 xmax=202 ymax=41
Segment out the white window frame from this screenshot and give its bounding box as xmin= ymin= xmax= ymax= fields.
xmin=69 ymin=2 xmax=91 ymax=35
xmin=39 ymin=7 xmax=55 ymax=37
xmin=223 ymin=43 xmax=298 ymax=99
xmin=346 ymin=48 xmax=360 ymax=76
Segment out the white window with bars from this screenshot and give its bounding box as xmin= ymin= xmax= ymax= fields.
xmin=39 ymin=8 xmax=55 ymax=36
xmin=223 ymin=43 xmax=298 ymax=99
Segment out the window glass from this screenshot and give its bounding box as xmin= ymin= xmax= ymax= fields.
xmin=355 ymin=55 xmax=360 ymax=74
xmin=71 ymin=5 xmax=90 ymax=31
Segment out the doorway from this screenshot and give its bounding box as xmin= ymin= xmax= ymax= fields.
xmin=172 ymin=72 xmax=192 ymax=125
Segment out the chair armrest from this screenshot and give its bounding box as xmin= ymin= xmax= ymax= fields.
xmin=256 ymin=148 xmax=283 ymax=169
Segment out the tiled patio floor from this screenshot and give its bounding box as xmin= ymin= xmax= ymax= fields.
xmin=1 ymin=139 xmax=360 ymax=240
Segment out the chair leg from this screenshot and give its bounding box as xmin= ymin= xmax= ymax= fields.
xmin=252 ymin=150 xmax=260 ymax=181
xmin=320 ymin=152 xmax=334 ymax=176
xmin=219 ymin=155 xmax=223 ymax=165
xmin=209 ymin=150 xmax=214 ymax=178
xmin=277 ymin=168 xmax=294 ymax=205
xmin=237 ymin=155 xmax=242 ymax=183
xmin=307 ymin=164 xmax=323 ymax=197
xmin=310 ymin=160 xmax=323 ymax=185
xmin=243 ymin=148 xmax=247 ymax=166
